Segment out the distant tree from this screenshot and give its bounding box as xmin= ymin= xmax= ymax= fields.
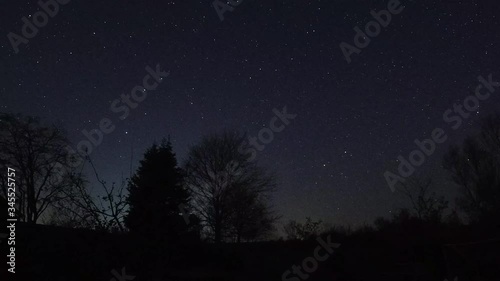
xmin=373 ymin=216 xmax=390 ymax=231
xmin=443 ymin=114 xmax=500 ymax=223
xmin=0 ymin=113 xmax=82 ymax=223
xmin=390 ymin=208 xmax=414 ymax=224
xmin=283 ymin=217 xmax=323 ymax=240
xmin=184 ymin=130 xmax=277 ymax=243
xmin=321 ymin=223 xmax=352 ymax=238
xmin=353 ymin=223 xmax=375 ymax=235
xmin=445 ymin=209 xmax=463 ymax=226
xmin=398 ymin=176 xmax=448 ymax=223
xmin=125 ymin=139 xmax=193 ymax=246
xmin=283 ymin=220 xmax=301 ymax=240
xmin=374 ymin=208 xmax=415 ymax=230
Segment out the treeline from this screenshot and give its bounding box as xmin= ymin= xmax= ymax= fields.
xmin=1 ymin=112 xmax=499 ymax=243
xmin=0 ymin=113 xmax=277 ymax=246
xmin=1 ymin=112 xmax=500 ymax=280
xmin=284 ymin=113 xmax=500 ymax=242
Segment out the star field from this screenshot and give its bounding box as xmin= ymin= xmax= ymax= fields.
xmin=1 ymin=0 xmax=499 ymax=228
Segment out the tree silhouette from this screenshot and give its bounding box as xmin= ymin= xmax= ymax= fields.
xmin=283 ymin=217 xmax=323 ymax=240
xmin=374 ymin=208 xmax=416 ymax=231
xmin=227 ymin=184 xmax=276 ymax=242
xmin=443 ymin=114 xmax=500 ymax=224
xmin=49 ymin=155 xmax=128 ymax=232
xmin=0 ymin=113 xmax=82 ymax=223
xmin=397 ymin=175 xmax=448 ymax=223
xmin=125 ymin=139 xmax=192 ymax=247
xmin=184 ymin=130 xmax=277 ymax=243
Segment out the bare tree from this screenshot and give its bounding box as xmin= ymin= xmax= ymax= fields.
xmin=227 ymin=185 xmax=277 ymax=242
xmin=397 ymin=176 xmax=448 ymax=222
xmin=183 ymin=130 xmax=277 ymax=242
xmin=0 ymin=113 xmax=81 ymax=223
xmin=50 ymin=155 xmax=128 ymax=232
xmin=283 ymin=220 xmax=301 ymax=240
xmin=283 ymin=217 xmax=323 ymax=240
xmin=443 ymin=114 xmax=500 ymax=223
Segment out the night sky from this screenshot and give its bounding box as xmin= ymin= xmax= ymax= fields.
xmin=1 ymin=0 xmax=499 ymax=229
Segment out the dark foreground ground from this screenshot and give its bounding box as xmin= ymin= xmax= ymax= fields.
xmin=1 ymin=222 xmax=499 ymax=281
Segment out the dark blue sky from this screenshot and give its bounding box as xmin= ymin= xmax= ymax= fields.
xmin=1 ymin=0 xmax=499 ymax=229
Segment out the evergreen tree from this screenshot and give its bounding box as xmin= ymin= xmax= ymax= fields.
xmin=125 ymin=139 xmax=191 ymax=247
